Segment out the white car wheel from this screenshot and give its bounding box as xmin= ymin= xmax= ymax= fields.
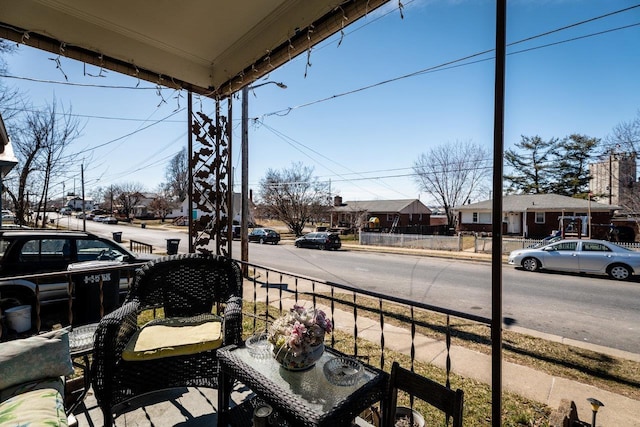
xmin=608 ymin=264 xmax=630 ymax=280
xmin=522 ymin=257 xmax=540 ymax=272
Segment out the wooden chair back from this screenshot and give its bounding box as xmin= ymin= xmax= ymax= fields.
xmin=384 ymin=362 xmax=464 ymax=427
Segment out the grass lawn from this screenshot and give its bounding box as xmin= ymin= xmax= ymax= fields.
xmin=242 ymin=302 xmax=553 ymax=426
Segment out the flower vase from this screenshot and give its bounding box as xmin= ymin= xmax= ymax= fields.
xmin=273 ymin=343 xmax=325 ymax=371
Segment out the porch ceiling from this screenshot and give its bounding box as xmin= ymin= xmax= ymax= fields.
xmin=0 ymin=0 xmax=389 ymax=98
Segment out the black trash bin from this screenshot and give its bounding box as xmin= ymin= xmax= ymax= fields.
xmin=112 ymin=231 xmax=122 ymax=243
xmin=68 ymin=261 xmax=121 ymax=324
xmin=166 ymin=238 xmax=180 ymax=255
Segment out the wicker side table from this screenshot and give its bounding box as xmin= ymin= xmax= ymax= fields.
xmin=218 ymin=345 xmax=388 ymax=427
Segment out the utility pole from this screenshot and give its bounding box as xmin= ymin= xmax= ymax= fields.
xmin=241 ymin=81 xmax=287 ymax=274
xmin=608 ymin=151 xmax=613 ymax=205
xmin=81 ymin=164 xmax=86 ymax=232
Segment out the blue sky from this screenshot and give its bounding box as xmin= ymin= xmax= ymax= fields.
xmin=2 ymin=0 xmax=639 ymax=206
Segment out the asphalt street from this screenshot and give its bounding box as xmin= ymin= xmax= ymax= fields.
xmin=62 ymin=216 xmax=640 ymax=354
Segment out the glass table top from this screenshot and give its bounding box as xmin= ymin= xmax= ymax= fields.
xmin=68 ymin=323 xmax=99 ymax=354
xmin=232 ymin=346 xmax=376 ymax=414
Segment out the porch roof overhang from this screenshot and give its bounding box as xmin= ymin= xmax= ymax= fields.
xmin=0 ymin=0 xmax=389 ymax=98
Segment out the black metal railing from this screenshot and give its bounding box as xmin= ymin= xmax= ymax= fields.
xmin=239 ymin=260 xmax=491 ymax=385
xmin=130 ymin=240 xmax=154 ymax=254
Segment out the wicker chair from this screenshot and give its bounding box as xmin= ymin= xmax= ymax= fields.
xmin=384 ymin=361 xmax=464 ymax=427
xmin=91 ymin=253 xmax=243 ymax=426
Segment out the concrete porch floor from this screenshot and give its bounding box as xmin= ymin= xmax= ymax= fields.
xmin=73 ymin=383 xmax=256 ymax=427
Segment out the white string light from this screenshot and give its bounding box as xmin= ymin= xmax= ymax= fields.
xmin=336 ymin=6 xmax=348 ymax=47
xmin=48 ymin=55 xmax=68 ymax=81
xmin=304 ymin=25 xmax=315 ymax=78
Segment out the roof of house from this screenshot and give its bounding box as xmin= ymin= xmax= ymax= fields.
xmin=333 ymin=199 xmax=432 ymax=214
xmin=454 ymin=194 xmax=619 ymax=212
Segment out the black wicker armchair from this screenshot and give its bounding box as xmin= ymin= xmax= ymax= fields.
xmin=91 ymin=253 xmax=243 ymax=426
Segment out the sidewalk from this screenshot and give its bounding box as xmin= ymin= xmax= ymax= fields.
xmin=337 ymin=242 xmax=640 ymax=425
xmin=252 ymin=277 xmax=640 ymax=426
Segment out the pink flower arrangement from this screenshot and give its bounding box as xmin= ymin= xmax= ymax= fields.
xmin=268 ymin=304 xmax=333 ymax=356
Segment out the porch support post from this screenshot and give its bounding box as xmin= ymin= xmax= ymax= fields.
xmin=491 ymin=1 xmax=507 ymax=426
xmin=241 ymin=86 xmax=249 ymax=274
xmin=188 ymin=92 xmax=194 ymax=253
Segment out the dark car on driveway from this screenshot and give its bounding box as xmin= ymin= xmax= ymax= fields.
xmin=248 ymin=228 xmax=280 ymax=244
xmin=294 ymin=232 xmax=341 ymax=250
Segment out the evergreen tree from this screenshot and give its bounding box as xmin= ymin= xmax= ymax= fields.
xmin=504 ymin=135 xmax=557 ymax=194
xmin=551 ymin=134 xmax=599 ymax=197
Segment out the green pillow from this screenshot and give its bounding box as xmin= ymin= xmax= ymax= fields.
xmin=122 ymin=315 xmax=223 ymax=361
xmin=0 ymin=329 xmax=73 ymax=390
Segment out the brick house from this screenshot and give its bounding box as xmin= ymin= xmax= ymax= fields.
xmin=330 ymin=197 xmax=431 ymax=232
xmin=454 ymin=194 xmax=619 ymax=239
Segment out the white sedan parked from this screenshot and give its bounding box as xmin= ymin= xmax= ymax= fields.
xmin=508 ymin=239 xmax=640 ymax=280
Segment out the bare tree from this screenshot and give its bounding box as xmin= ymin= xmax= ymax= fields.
xmin=164 ymin=147 xmax=188 ymax=202
xmin=150 ymin=184 xmax=177 ymax=221
xmin=258 ymin=162 xmax=331 ymax=236
xmin=606 ymin=110 xmax=640 ymax=155
xmin=6 ymin=100 xmax=82 ymax=226
xmin=112 ymin=182 xmax=145 ymax=219
xmin=0 ymin=41 xmax=25 ymax=124
xmin=412 ymin=140 xmax=491 ymax=229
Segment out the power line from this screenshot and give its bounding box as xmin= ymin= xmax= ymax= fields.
xmin=508 ymin=3 xmax=640 ymax=47
xmin=259 ymin=7 xmax=640 ymax=118
xmin=59 ymin=108 xmax=185 ymax=159
xmin=257 ymin=120 xmax=414 ymax=198
xmin=0 ymin=72 xmax=162 ymax=90
xmin=1 ymin=105 xmax=185 ymax=122
xmin=251 ymin=160 xmax=494 ymax=188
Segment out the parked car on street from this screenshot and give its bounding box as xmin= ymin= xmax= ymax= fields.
xmin=77 ymin=212 xmax=95 ymax=220
xmin=508 ymin=239 xmax=640 ymax=280
xmin=0 ymin=230 xmax=154 ymax=313
xmin=102 ymin=216 xmax=119 ymax=224
xmin=1 ymin=209 xmax=16 ymax=222
xmin=248 ymin=228 xmax=280 ymax=244
xmin=294 ymin=232 xmax=341 ymax=250
xmin=94 ymin=215 xmax=111 ymax=222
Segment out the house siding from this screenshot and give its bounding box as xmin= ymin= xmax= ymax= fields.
xmin=458 ymin=210 xmax=614 ymax=238
xmin=331 ymin=199 xmax=432 ymax=231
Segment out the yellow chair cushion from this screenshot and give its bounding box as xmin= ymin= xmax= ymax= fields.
xmin=122 ymin=315 xmax=223 ymax=361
